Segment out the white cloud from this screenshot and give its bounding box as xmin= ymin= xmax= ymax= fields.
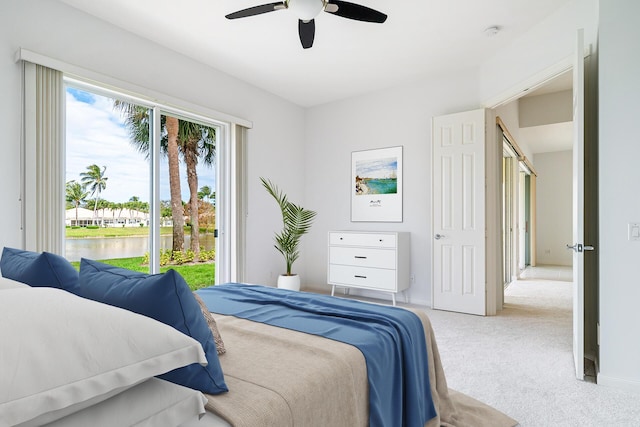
xmin=66 ymin=89 xmax=216 ymax=203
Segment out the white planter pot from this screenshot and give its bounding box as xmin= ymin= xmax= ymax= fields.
xmin=277 ymin=274 xmax=300 ymax=291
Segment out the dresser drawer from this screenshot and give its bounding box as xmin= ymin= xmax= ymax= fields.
xmin=329 ymin=246 xmax=396 ymax=269
xmin=328 ymin=265 xmax=397 ymax=291
xmin=329 ymin=232 xmax=396 ymax=248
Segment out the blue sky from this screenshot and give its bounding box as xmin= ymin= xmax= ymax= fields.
xmin=65 ymin=87 xmax=215 ymax=204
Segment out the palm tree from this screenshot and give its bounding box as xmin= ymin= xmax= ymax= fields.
xmin=96 ymin=198 xmax=110 ymax=226
xmin=198 ymin=185 xmax=216 ymax=206
xmin=80 ymin=164 xmax=108 ymax=225
xmin=113 ymin=101 xmax=185 ymax=254
xmin=115 ymin=202 xmax=124 ymax=223
xmin=114 ymin=100 xmax=216 ymax=258
xmin=178 ymin=122 xmax=216 ymax=258
xmin=166 ymin=116 xmax=186 ymax=252
xmin=198 ymin=185 xmax=212 ymax=202
xmin=65 ymin=180 xmax=88 ymax=226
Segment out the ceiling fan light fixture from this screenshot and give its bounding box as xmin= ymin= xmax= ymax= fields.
xmin=287 ymin=0 xmax=325 ymax=21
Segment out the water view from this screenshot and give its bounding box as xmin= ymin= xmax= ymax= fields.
xmin=65 ymin=234 xmax=216 ymax=262
xmin=362 ymin=178 xmax=398 ymax=194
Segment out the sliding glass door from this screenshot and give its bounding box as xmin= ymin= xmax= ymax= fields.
xmin=65 ymin=81 xmax=222 ymax=290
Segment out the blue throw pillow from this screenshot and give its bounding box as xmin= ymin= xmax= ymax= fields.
xmin=0 ymin=247 xmax=80 ymax=294
xmin=78 ymin=258 xmax=227 ymax=395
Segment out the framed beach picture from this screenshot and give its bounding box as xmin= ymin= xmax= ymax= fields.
xmin=351 ymin=146 xmax=403 ymax=222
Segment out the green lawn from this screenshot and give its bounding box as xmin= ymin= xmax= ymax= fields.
xmin=70 ymin=256 xmax=215 ymax=291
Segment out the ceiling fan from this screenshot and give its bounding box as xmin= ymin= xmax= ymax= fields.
xmin=225 ymin=0 xmax=387 ymax=49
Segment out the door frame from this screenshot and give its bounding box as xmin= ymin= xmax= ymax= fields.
xmin=484 ymin=59 xmax=575 ymax=313
xmin=482 ymin=34 xmax=597 ymax=379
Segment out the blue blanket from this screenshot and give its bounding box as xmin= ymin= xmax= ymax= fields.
xmin=196 ymin=283 xmax=436 ymax=427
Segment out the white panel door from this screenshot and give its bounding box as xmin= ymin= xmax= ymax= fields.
xmin=432 ymin=109 xmax=486 ymax=315
xmin=570 ymin=29 xmax=586 ymax=381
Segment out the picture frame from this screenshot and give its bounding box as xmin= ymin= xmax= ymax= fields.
xmin=351 ymin=146 xmax=403 ymax=222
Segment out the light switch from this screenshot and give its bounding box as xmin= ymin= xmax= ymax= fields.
xmin=629 ymin=223 xmax=640 ymax=241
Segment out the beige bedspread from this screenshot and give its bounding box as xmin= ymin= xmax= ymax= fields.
xmin=204 ymin=307 xmax=517 ymax=427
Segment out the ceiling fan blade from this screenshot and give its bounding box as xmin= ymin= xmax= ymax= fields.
xmin=325 ymin=0 xmax=387 ymax=23
xmin=298 ymin=19 xmax=315 ymax=49
xmin=225 ymin=2 xmax=286 ymax=19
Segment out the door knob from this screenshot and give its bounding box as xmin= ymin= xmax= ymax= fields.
xmin=566 ymin=243 xmax=596 ymax=252
xmin=435 ymin=234 xmax=445 ymax=240
xmin=566 ymin=243 xmax=581 ymax=252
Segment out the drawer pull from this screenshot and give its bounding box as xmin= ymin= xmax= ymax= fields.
xmin=354 ymin=256 xmax=367 ymax=259
xmin=354 ymin=275 xmax=367 ymax=279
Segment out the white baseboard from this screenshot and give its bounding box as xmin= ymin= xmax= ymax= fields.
xmin=597 ymin=373 xmax=640 ymax=394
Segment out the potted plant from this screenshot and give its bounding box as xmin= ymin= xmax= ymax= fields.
xmin=261 ymin=177 xmax=317 ymax=291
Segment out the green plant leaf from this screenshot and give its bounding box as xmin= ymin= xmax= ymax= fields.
xmin=261 ymin=177 xmax=317 ymax=275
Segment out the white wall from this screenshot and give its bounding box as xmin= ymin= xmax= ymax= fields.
xmin=302 ymin=0 xmax=598 ymax=306
xmin=519 ymin=90 xmax=573 ymax=127
xmin=598 ymin=0 xmax=640 ymax=391
xmin=303 ymin=68 xmax=481 ymax=305
xmin=479 ymin=0 xmax=599 ymax=104
xmin=0 ymin=0 xmax=305 ymax=285
xmin=533 ymin=151 xmax=573 ymax=266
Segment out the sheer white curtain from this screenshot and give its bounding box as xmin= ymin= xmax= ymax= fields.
xmin=22 ymin=62 xmax=65 ymax=254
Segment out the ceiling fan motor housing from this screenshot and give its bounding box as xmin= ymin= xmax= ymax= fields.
xmin=287 ymin=0 xmax=325 ymax=21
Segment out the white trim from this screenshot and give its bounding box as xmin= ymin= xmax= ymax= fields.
xmin=150 ymin=107 xmax=162 ymax=274
xmin=483 ymin=55 xmax=573 ymax=109
xmin=16 ymin=48 xmax=253 ymax=129
xmin=483 ymin=44 xmax=593 ymax=109
xmin=216 ymin=124 xmax=232 ymax=285
xmin=485 ymin=109 xmax=499 ymax=315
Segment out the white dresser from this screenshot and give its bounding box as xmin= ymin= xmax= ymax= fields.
xmin=327 ymin=231 xmax=410 ymax=305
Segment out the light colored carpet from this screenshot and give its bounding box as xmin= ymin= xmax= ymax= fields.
xmin=422 ymin=271 xmax=640 ymax=426
xmin=519 ymin=264 xmax=573 ymax=282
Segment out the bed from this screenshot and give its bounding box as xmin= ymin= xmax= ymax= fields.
xmin=0 ymin=247 xmax=517 ymax=427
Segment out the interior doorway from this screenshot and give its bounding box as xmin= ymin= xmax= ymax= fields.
xmin=487 ymin=42 xmax=598 ymax=380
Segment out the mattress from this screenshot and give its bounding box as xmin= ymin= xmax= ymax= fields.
xmin=199 ymin=306 xmax=518 ymax=427
xmin=43 ymin=378 xmax=207 ymax=427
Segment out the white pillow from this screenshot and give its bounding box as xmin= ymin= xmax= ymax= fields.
xmin=0 ymin=276 xmax=29 ymax=290
xmin=0 ymin=287 xmax=208 ymax=427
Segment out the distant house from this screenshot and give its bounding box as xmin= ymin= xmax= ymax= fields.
xmin=65 ymin=207 xmax=149 ymax=228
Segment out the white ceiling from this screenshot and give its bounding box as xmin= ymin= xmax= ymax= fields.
xmin=60 ymin=0 xmax=573 ymax=107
